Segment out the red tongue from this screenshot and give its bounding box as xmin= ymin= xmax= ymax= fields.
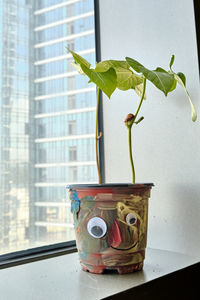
xmin=108 ymin=220 xmax=122 ymax=248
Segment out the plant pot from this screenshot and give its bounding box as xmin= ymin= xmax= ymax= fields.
xmin=67 ymin=183 xmax=153 ymax=274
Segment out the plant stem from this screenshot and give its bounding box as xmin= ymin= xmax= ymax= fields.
xmin=134 ymin=77 xmax=146 ymax=121
xmin=128 ymin=126 xmax=135 ymax=184
xmin=128 ymin=77 xmax=147 ymax=184
xmin=95 ymin=87 xmax=101 ymax=184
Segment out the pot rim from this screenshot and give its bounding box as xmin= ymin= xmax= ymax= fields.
xmin=67 ymin=183 xmax=154 ymax=189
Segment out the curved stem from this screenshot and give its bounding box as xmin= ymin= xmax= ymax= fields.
xmin=134 ymin=77 xmax=146 ymax=121
xmin=128 ymin=126 xmax=135 ymax=184
xmin=95 ymin=87 xmax=101 ymax=184
xmin=128 ymin=78 xmax=147 ymax=184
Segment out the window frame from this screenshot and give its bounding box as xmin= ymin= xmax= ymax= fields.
xmin=194 ymin=0 xmax=200 ymax=76
xmin=0 ymin=0 xmax=104 ymax=267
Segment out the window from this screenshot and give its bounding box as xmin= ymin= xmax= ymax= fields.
xmin=68 ymin=76 xmax=76 ymax=90
xmin=67 ymin=22 xmax=74 ymax=35
xmin=69 ymin=166 xmax=78 ymax=182
xmin=69 ymin=146 xmax=77 ymax=161
xmin=0 ymin=0 xmax=97 ymax=256
xmin=68 ymin=120 xmax=77 ymax=135
xmin=67 ymin=40 xmax=74 ymax=51
xmin=66 ymin=4 xmax=74 ymax=18
xmin=67 ymin=58 xmax=74 ymax=73
xmin=68 ymin=94 xmax=76 ymax=109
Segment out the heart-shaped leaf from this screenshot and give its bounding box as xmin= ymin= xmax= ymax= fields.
xmin=68 ymin=50 xmax=117 ymax=98
xmin=95 ymin=60 xmax=130 ymax=72
xmin=116 ymin=67 xmax=134 ymax=90
xmin=95 ymin=60 xmax=143 ymax=91
xmin=115 ymin=67 xmax=142 ymax=91
xmin=95 ymin=60 xmax=132 ymax=90
xmin=126 ymin=57 xmax=174 ymax=96
xmin=81 ymin=64 xmax=117 ymax=98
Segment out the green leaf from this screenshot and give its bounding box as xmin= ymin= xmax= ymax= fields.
xmin=126 ymin=57 xmax=174 ymax=96
xmin=95 ymin=60 xmax=143 ymax=91
xmin=95 ymin=60 xmax=130 ymax=72
xmin=68 ymin=51 xmax=117 ymax=98
xmin=169 ymin=78 xmax=177 ymax=92
xmin=69 ymin=53 xmax=144 ymax=94
xmin=131 ymin=73 xmax=144 ymax=89
xmin=115 ymin=67 xmax=142 ymax=91
xmin=177 ymin=72 xmax=186 ymax=86
xmin=169 ymin=56 xmax=197 ymax=122
xmin=134 ymin=83 xmax=147 ymax=99
xmin=116 ymin=67 xmax=133 ymax=90
xmin=116 ymin=69 xmax=143 ymax=91
xmin=68 ymin=48 xmax=91 ymax=68
xmin=169 ymin=55 xmax=175 ymax=69
xmin=125 ymin=57 xmax=145 ymax=73
xmin=71 ymin=63 xmax=85 ymax=75
xmin=81 ymin=64 xmax=117 ymax=98
xmin=174 ymin=73 xmax=197 ymax=122
xmin=95 ymin=60 xmax=132 ymax=91
xmin=135 ymin=116 xmax=144 ymax=124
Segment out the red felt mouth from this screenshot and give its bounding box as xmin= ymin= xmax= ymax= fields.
xmin=108 ymin=220 xmax=122 ymax=248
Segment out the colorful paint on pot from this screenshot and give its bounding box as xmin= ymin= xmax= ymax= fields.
xmin=68 ymin=183 xmax=153 ymax=274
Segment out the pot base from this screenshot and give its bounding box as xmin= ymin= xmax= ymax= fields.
xmin=81 ymin=261 xmax=143 ymax=275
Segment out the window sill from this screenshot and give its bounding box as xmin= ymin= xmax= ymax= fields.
xmin=0 ymin=248 xmax=199 ymax=300
xmin=0 ymin=241 xmax=76 ymax=269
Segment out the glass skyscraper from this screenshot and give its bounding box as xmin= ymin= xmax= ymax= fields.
xmin=0 ymin=0 xmax=97 ymax=254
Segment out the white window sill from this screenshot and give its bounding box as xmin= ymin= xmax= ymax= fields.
xmin=0 ymin=248 xmax=198 ymax=300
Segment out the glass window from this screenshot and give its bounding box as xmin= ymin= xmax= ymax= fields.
xmin=68 ymin=120 xmax=77 ymax=135
xmin=69 ymin=166 xmax=78 ymax=182
xmin=0 ymin=0 xmax=97 ymax=256
xmin=68 ymin=76 xmax=76 ymax=90
xmin=68 ymin=94 xmax=76 ymax=109
xmin=69 ymin=146 xmax=77 ymax=161
xmin=67 ymin=22 xmax=74 ymax=35
xmin=35 ymin=0 xmax=64 ymax=10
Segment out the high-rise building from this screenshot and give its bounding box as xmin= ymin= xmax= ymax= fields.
xmin=0 ymin=0 xmax=32 ymax=253
xmin=0 ymin=0 xmax=97 ymax=254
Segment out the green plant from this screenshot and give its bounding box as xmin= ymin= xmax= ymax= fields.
xmin=68 ymin=49 xmax=197 ymax=184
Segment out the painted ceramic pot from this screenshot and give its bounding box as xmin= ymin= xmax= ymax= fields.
xmin=68 ymin=183 xmax=153 ymax=274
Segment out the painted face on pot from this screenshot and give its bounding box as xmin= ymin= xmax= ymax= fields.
xmin=108 ymin=202 xmax=141 ymax=251
xmin=69 ymin=186 xmax=151 ymax=273
xmin=74 ymin=197 xmax=147 ymax=255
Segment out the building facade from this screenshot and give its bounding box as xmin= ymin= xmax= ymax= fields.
xmin=0 ymin=0 xmax=32 ymax=253
xmin=0 ymin=0 xmax=97 ymax=254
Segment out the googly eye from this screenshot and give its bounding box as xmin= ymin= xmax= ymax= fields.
xmin=126 ymin=213 xmax=137 ymax=226
xmin=87 ymin=217 xmax=107 ymax=238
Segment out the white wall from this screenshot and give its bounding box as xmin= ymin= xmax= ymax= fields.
xmin=99 ymin=0 xmax=200 ymax=256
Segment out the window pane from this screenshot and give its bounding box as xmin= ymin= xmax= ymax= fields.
xmin=0 ymin=0 xmax=97 ymax=255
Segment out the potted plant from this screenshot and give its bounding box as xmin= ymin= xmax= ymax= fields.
xmin=67 ymin=49 xmax=197 ymax=274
